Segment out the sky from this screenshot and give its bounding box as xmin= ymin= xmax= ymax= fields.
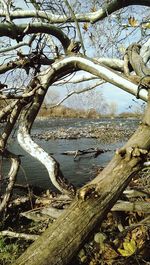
xmin=52 ymin=80 xmax=144 ymax=114
xmin=101 ymin=84 xmax=142 ymax=113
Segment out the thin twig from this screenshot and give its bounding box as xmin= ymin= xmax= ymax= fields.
xmin=50 ymin=80 xmax=105 ymax=108
xmin=64 ymin=0 xmax=86 ymax=55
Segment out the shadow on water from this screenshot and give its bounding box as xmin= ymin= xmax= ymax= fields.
xmin=2 ymin=118 xmax=139 ymax=190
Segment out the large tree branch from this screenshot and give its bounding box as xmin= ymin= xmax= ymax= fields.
xmin=17 ymin=79 xmax=76 ymax=197
xmin=0 ymin=0 xmax=149 ymax=24
xmin=17 ymin=125 xmax=76 ymax=197
xmin=39 ymin=55 xmax=148 ymax=102
xmin=140 ymin=39 xmax=150 ymax=64
xmin=0 ymin=23 xmax=70 ymax=51
xmin=0 ymin=56 xmax=54 ymax=75
xmin=0 ymin=57 xmax=124 ymax=76
xmin=125 ymin=44 xmax=150 ymax=77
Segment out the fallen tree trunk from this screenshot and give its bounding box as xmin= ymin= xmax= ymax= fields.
xmin=13 ymin=155 xmax=142 ymax=265
xmin=14 ymin=98 xmax=150 ymax=265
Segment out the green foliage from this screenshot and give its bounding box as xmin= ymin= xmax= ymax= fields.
xmin=0 ymin=237 xmax=19 ymax=264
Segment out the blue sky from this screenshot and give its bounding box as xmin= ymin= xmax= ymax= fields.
xmin=101 ymin=84 xmax=140 ymax=113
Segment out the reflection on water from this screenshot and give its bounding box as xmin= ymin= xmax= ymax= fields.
xmin=2 ymin=118 xmax=139 ymax=190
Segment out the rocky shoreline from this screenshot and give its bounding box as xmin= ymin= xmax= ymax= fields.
xmin=33 ymin=123 xmax=135 ymax=143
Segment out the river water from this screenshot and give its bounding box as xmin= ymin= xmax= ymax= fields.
xmin=2 ymin=118 xmax=139 ymax=191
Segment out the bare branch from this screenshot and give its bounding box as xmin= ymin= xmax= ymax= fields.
xmin=0 ymin=100 xmax=17 ymax=120
xmin=39 ymin=55 xmax=148 ymax=102
xmin=1 ymin=0 xmax=11 ymax=22
xmin=64 ymin=0 xmax=86 ymax=54
xmin=0 ymin=56 xmax=54 ymax=75
xmin=0 ymin=101 xmax=23 ymax=150
xmin=0 ymin=41 xmax=30 ymax=54
xmin=0 ymin=0 xmax=149 ymax=24
xmin=0 ymin=23 xmax=70 ymax=51
xmin=0 ymin=230 xmax=39 ymax=241
xmin=17 ymin=78 xmax=76 ymax=197
xmin=0 ymin=84 xmax=42 ymax=100
xmin=50 ymin=80 xmax=105 ymax=108
xmin=0 ymin=150 xmax=20 ymax=215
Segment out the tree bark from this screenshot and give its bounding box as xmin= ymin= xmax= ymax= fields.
xmin=0 ymin=150 xmax=20 ymax=215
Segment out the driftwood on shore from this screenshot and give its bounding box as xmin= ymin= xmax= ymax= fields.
xmin=20 ymin=200 xmax=150 ymax=223
xmin=61 ymin=147 xmax=109 ymax=159
xmin=0 ymin=230 xmax=39 ymax=241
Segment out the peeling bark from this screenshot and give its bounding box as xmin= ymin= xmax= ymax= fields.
xmin=125 ymin=44 xmax=150 ymax=77
xmin=17 ymin=78 xmax=76 ymax=197
xmin=17 ymin=125 xmax=76 ymax=197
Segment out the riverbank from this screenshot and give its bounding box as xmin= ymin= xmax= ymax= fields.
xmin=38 ymin=105 xmax=142 ymax=119
xmin=33 ymin=122 xmax=135 ymax=142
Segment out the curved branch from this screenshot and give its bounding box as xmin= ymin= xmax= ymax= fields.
xmin=0 ymin=150 xmax=20 ymax=215
xmin=54 ymin=58 xmax=124 ymax=85
xmin=39 ymin=55 xmax=148 ymax=102
xmin=0 ymin=0 xmax=149 ymax=23
xmin=140 ymin=39 xmax=150 ymax=64
xmin=54 ymin=74 xmax=99 ymax=84
xmin=0 ymin=23 xmax=70 ymax=51
xmin=17 ymin=125 xmax=76 ymax=197
xmin=64 ymin=0 xmax=86 ymax=54
xmin=17 ymin=81 xmax=76 ymax=197
xmin=125 ymin=44 xmax=150 ymax=77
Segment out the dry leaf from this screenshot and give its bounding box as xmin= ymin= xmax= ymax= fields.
xmin=83 ymin=22 xmax=89 ymax=31
xmin=91 ymin=7 xmax=96 ymax=12
xmin=103 ymin=243 xmax=118 ymax=260
xmin=118 ymin=239 xmax=136 ymax=257
xmin=128 ymin=16 xmax=138 ymax=27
